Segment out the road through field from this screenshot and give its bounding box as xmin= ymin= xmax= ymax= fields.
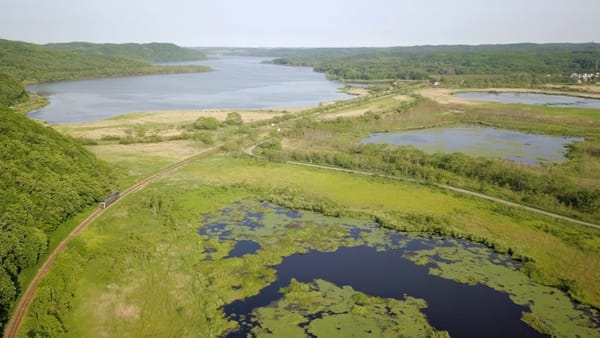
xmin=3 ymin=147 xmax=217 ymax=338
xmin=285 ymin=161 xmax=600 ymax=230
xmin=247 ymin=144 xmax=600 ymax=230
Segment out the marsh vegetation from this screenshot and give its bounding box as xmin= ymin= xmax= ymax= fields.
xmin=18 ymin=159 xmax=600 ymax=337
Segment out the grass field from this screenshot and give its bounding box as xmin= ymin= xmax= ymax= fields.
xmin=18 ymin=156 xmax=600 ymax=337
xmin=54 ymin=109 xmax=283 ymax=141
xmin=89 ymin=140 xmax=211 ymax=186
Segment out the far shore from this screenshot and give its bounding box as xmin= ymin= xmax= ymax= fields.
xmin=419 ymin=87 xmax=600 ymax=105
xmin=53 ymin=108 xmax=288 ymax=140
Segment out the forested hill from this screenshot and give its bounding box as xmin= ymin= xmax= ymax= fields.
xmin=0 ymin=107 xmax=114 ymax=329
xmin=45 ymin=42 xmax=207 ymax=63
xmin=0 ymin=39 xmax=210 ymax=83
xmin=0 ymin=72 xmax=28 ymax=107
xmin=266 ymin=43 xmax=600 ymax=85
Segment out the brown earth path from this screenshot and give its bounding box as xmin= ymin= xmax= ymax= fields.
xmin=3 ymin=147 xmax=218 ymax=338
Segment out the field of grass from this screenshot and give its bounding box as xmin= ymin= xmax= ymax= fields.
xmin=89 ymin=140 xmax=211 ymax=187
xmin=54 ymin=109 xmax=283 ymax=142
xmin=17 ymin=156 xmax=600 ymax=337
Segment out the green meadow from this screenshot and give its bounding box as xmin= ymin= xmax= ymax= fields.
xmin=19 ymin=156 xmax=600 ymax=337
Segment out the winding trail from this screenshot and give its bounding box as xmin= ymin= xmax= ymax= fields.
xmin=3 ymin=147 xmax=217 ymax=338
xmin=248 ymin=146 xmax=600 ymax=230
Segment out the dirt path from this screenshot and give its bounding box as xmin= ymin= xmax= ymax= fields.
xmin=3 ymin=147 xmax=218 ymax=338
xmin=247 ymin=145 xmax=600 ymax=230
xmin=288 ymin=161 xmax=600 ymax=229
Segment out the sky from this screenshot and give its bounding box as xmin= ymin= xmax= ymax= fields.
xmin=1 ymin=0 xmax=599 ymax=47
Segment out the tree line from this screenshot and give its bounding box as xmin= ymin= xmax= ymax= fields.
xmin=270 ymin=43 xmax=600 ymax=85
xmin=259 ymin=143 xmax=599 ymax=220
xmin=45 ymin=41 xmax=207 ymax=63
xmin=0 ymin=39 xmax=210 ymax=84
xmin=0 ymin=108 xmax=114 ymax=330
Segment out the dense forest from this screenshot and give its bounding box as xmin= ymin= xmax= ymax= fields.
xmin=0 ymin=107 xmax=114 ymax=329
xmin=260 ymin=44 xmax=600 ymax=86
xmin=0 ymin=72 xmax=28 ymax=107
xmin=45 ymin=42 xmax=207 ymax=63
xmin=0 ymin=39 xmax=210 ymax=83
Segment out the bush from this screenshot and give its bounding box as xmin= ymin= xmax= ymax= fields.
xmin=193 ymin=131 xmax=215 ymax=145
xmin=224 ymin=112 xmax=243 ymax=126
xmin=193 ymin=116 xmax=220 ymax=130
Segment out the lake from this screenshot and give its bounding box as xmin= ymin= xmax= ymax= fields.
xmin=27 ymin=56 xmax=350 ymax=123
xmin=197 ymin=199 xmax=599 ymax=337
xmin=360 ymin=126 xmax=584 ymax=165
xmin=455 ymin=91 xmax=600 ymax=109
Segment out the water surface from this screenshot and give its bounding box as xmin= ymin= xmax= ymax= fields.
xmin=226 ymin=240 xmax=261 ymax=258
xmin=224 ymin=245 xmax=544 ymax=338
xmin=360 ymin=126 xmax=583 ymax=165
xmin=197 ymin=200 xmax=598 ymax=337
xmin=28 ymin=56 xmax=350 ymax=123
xmin=455 ymin=91 xmax=600 ymax=109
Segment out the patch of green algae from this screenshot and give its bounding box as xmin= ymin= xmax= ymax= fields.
xmin=198 ymin=199 xmax=598 ymax=338
xmin=405 ymin=243 xmax=600 ymax=338
xmin=251 ymin=279 xmax=450 ymax=338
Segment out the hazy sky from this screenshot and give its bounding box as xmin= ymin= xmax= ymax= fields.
xmin=1 ymin=0 xmax=598 ymax=47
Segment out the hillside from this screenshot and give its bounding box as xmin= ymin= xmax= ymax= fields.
xmin=238 ymin=43 xmax=600 ymax=86
xmin=0 ymin=108 xmax=114 ymax=329
xmin=0 ymin=72 xmax=27 ymax=107
xmin=0 ymin=39 xmax=210 ymax=83
xmin=45 ymin=42 xmax=207 ymax=63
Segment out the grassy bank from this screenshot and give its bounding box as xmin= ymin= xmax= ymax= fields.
xmin=54 ymin=109 xmax=283 ymax=144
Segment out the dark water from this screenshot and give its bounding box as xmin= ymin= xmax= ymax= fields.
xmin=360 ymin=126 xmax=583 ymax=165
xmin=27 ymin=56 xmax=350 ymax=123
xmin=224 ymin=245 xmax=545 ymax=338
xmin=455 ymin=91 xmax=600 ymax=109
xmin=226 ymin=240 xmax=261 ymax=258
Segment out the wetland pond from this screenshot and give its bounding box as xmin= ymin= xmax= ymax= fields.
xmin=197 ymin=200 xmax=599 ymax=337
xmin=455 ymin=91 xmax=600 ymax=109
xmin=27 ymin=56 xmax=350 ymax=123
xmin=360 ymin=126 xmax=583 ymax=166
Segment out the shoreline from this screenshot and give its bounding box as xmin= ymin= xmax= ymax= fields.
xmin=23 ymin=65 xmax=212 ymax=86
xmin=52 ymin=108 xmax=289 ymax=140
xmin=419 ymin=87 xmax=600 ymax=105
xmin=452 ymin=87 xmax=600 ymax=100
